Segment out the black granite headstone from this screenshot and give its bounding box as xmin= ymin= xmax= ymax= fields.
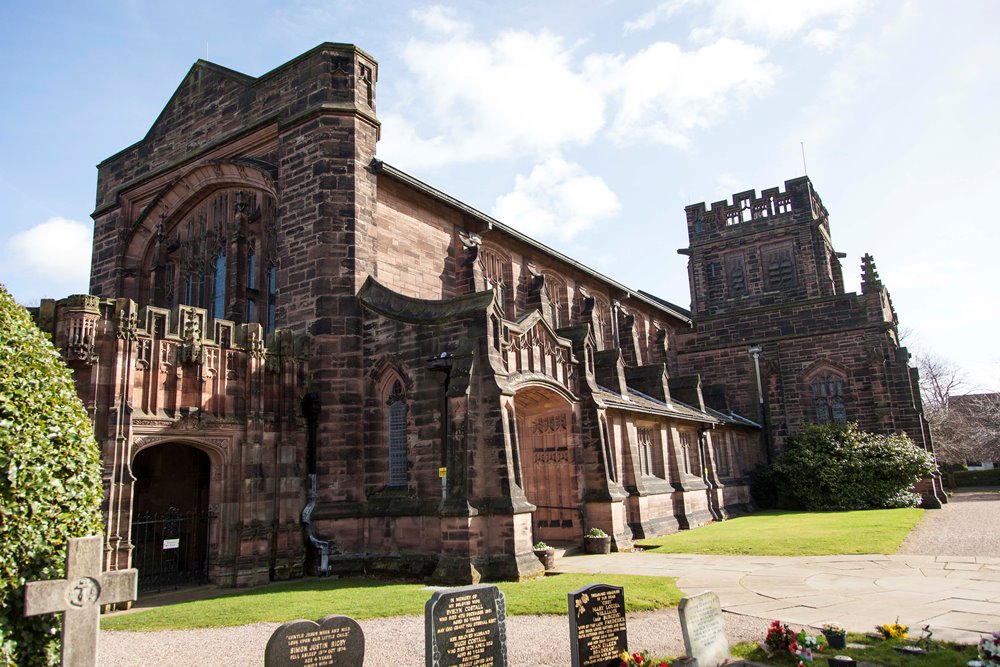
xmin=264 ymin=615 xmax=365 ymax=667
xmin=425 ymin=584 xmax=508 ymax=667
xmin=568 ymin=583 xmax=628 ymax=667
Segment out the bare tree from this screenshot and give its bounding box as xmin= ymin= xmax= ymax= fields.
xmin=918 ymin=352 xmax=999 ymax=465
xmin=917 ymin=352 xmax=965 ymax=410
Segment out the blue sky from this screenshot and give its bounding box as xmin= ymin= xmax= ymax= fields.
xmin=1 ymin=0 xmax=997 ymax=390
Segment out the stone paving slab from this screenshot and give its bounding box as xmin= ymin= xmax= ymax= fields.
xmin=558 ymin=551 xmax=997 ymax=644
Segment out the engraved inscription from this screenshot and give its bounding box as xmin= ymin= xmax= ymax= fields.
xmin=569 ymin=584 xmax=627 ymax=667
xmin=66 ymin=577 xmax=101 ymax=608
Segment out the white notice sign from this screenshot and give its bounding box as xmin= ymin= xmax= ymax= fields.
xmin=162 ymin=538 xmax=180 ymax=550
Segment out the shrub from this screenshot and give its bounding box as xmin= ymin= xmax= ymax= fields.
xmin=952 ymin=468 xmax=1000 ymax=487
xmin=0 ymin=286 xmax=102 ymax=666
xmin=764 ymin=422 xmax=936 ymax=511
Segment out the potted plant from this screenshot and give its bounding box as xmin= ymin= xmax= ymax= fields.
xmin=584 ymin=527 xmax=611 ymax=554
xmin=822 ymin=623 xmax=847 ymax=649
xmin=532 ymin=541 xmax=555 ymax=570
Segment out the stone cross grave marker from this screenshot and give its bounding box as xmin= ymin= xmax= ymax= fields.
xmin=264 ymin=615 xmax=365 ymax=667
xmin=425 ymin=584 xmax=508 ymax=667
xmin=678 ymin=591 xmax=729 ymax=667
xmin=23 ymin=535 xmax=138 ymax=667
xmin=568 ymin=583 xmax=628 ymax=667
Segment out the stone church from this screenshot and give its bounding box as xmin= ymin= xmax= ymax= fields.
xmin=36 ymin=43 xmax=942 ymax=590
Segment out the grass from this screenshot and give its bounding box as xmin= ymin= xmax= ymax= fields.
xmin=101 ymin=573 xmax=683 ymax=631
xmin=635 ymin=508 xmax=924 ymax=556
xmin=731 ymin=634 xmax=977 ymax=667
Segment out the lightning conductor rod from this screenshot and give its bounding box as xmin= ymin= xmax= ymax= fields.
xmin=801 ymin=141 xmax=808 ymax=176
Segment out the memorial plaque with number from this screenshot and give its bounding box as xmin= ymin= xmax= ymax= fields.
xmin=679 ymin=591 xmax=728 ymax=667
xmin=568 ymin=583 xmax=628 ymax=667
xmin=264 ymin=615 xmax=365 ymax=667
xmin=425 ymin=584 xmax=508 ymax=667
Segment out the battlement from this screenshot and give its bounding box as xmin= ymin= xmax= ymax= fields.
xmin=684 ymin=176 xmax=828 ymax=239
xmin=38 ymin=295 xmax=303 ymax=366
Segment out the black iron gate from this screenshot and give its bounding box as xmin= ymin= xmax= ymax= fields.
xmin=132 ymin=506 xmax=209 ymax=594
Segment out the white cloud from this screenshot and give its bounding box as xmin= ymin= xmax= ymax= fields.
xmin=380 ymin=11 xmax=782 ymax=166
xmin=804 ymin=28 xmax=842 ymax=51
xmin=627 ymin=0 xmax=868 ymax=48
xmin=623 ymin=0 xmax=697 ymax=33
xmin=491 ymin=157 xmax=621 ymax=241
xmin=3 ymin=218 xmax=92 ymax=300
xmin=378 ymin=29 xmax=605 ymax=168
xmin=411 ymin=5 xmax=471 ymax=37
xmin=587 ymin=39 xmax=778 ymax=148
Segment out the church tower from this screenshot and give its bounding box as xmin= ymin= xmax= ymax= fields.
xmin=675 ymin=177 xmax=944 ymax=507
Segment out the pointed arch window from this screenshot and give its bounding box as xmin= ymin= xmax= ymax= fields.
xmin=387 ymin=380 xmax=408 ymax=487
xmin=812 ymin=373 xmax=847 ymax=424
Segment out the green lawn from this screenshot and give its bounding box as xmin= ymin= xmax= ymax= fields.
xmin=636 ymin=508 xmax=923 ymax=556
xmin=101 ymin=573 xmax=683 ymax=631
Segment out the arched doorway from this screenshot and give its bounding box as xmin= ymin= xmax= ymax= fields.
xmin=514 ymin=386 xmax=583 ymax=545
xmin=131 ymin=443 xmax=211 ymax=593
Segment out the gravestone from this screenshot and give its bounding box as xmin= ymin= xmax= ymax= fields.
xmin=264 ymin=615 xmax=364 ymax=667
xmin=678 ymin=591 xmax=728 ymax=667
xmin=23 ymin=535 xmax=138 ymax=667
xmin=568 ymin=583 xmax=628 ymax=667
xmin=425 ymin=584 xmax=507 ymax=667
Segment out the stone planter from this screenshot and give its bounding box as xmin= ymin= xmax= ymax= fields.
xmin=584 ymin=536 xmax=611 ymax=554
xmin=533 ymin=548 xmax=556 ymax=570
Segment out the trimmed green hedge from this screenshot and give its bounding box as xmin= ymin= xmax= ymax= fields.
xmin=0 ymin=286 xmax=102 ymax=666
xmin=752 ymin=422 xmax=937 ymax=511
xmin=951 ymin=468 xmax=1000 ymax=487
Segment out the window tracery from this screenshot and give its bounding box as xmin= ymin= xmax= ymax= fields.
xmin=478 ymin=246 xmax=510 ymax=317
xmin=148 ymin=188 xmax=277 ymax=331
xmin=386 ymin=379 xmax=408 ymax=488
xmin=811 ymin=372 xmax=847 ymax=424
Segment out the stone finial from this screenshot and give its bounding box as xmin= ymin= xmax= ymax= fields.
xmin=860 ymin=253 xmax=882 ymax=294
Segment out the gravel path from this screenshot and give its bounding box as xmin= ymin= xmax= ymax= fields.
xmin=99 ymin=610 xmax=774 ymax=666
xmin=897 ymin=487 xmax=1000 ymax=556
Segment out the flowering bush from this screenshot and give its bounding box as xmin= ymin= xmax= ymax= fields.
xmin=587 ymin=527 xmax=608 ymax=538
xmin=619 ymin=650 xmax=668 ymax=667
xmin=980 ymin=630 xmax=1000 ymax=666
xmin=765 ymin=620 xmax=796 ymax=653
xmin=877 ymin=620 xmax=908 ymax=639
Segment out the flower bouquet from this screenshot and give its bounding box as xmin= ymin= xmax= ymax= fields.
xmin=877 ymin=620 xmax=908 ymax=640
xmin=619 ymin=650 xmax=668 ymax=667
xmin=821 ymin=623 xmax=847 ymax=650
xmin=979 ymin=630 xmax=1000 ymax=667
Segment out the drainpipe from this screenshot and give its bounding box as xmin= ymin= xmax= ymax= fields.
xmin=748 ymin=345 xmax=773 ymax=464
xmin=300 ymin=392 xmax=330 ymax=576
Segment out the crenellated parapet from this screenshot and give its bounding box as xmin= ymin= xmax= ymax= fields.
xmin=684 ymin=176 xmax=828 ymax=244
xmin=38 ymin=295 xmax=308 ymax=422
xmin=679 ymin=176 xmax=844 ymax=317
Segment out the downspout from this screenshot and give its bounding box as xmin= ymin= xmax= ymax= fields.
xmin=748 ymin=345 xmax=773 ymax=464
xmin=300 ymin=392 xmax=330 ymax=576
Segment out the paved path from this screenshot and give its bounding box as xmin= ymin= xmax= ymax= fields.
xmin=899 ymin=488 xmax=1000 ymax=556
xmin=560 ymin=490 xmax=1000 ymax=644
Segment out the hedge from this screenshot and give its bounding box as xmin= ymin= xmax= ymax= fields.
xmin=0 ymin=286 xmax=102 ymax=666
xmin=951 ymin=468 xmax=1000 ymax=487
